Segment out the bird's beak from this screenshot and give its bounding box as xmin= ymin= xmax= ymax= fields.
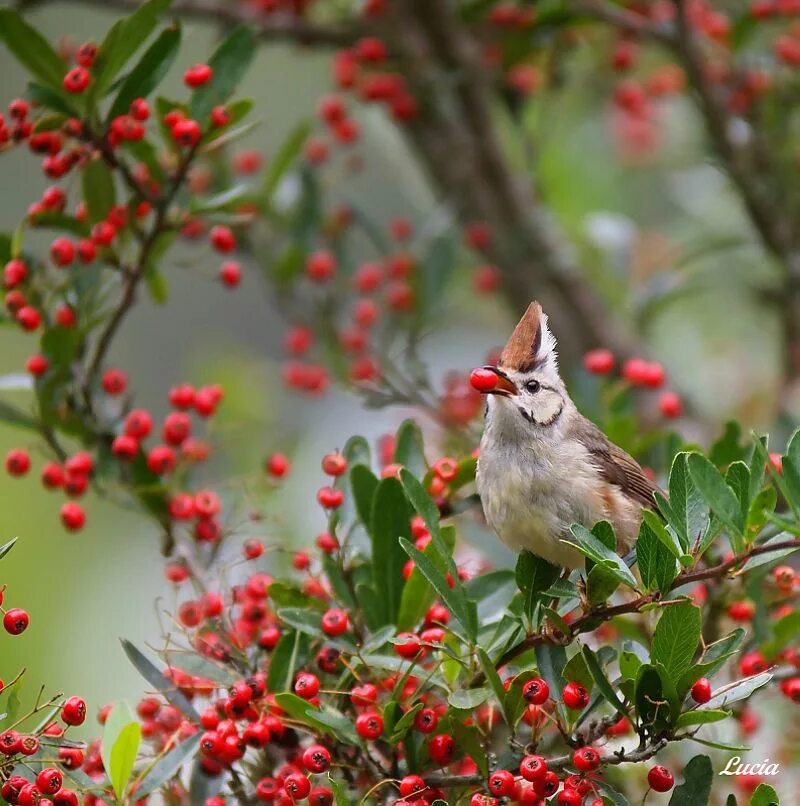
xmin=483 ymin=366 xmax=518 ymax=397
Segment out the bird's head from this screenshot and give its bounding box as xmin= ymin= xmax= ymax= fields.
xmin=472 ymin=301 xmax=566 ymax=428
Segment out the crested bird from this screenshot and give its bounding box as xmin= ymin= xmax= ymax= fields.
xmin=474 ymin=301 xmax=658 ymax=569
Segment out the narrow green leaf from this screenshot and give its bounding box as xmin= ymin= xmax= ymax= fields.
xmin=399 ymin=469 xmax=446 ymax=559
xmin=190 ymin=26 xmax=255 ymax=120
xmin=399 ymin=538 xmax=474 ymax=640
xmin=688 ymin=452 xmax=744 ymax=537
xmin=635 ymin=664 xmax=677 ymax=731
xmin=90 ymin=0 xmax=172 ymax=103
xmin=762 ymin=611 xmax=800 ymax=659
xmin=651 ymin=602 xmax=701 ymax=683
xmin=661 ymin=454 xmax=711 ymax=552
xmin=274 ymin=693 xmax=359 ymax=745
xmin=0 ymin=9 xmax=65 ymax=89
xmin=82 ymin=157 xmax=116 ymax=223
xmin=586 ymin=563 xmax=621 ymax=605
xmin=26 ymin=82 xmax=77 ymax=117
xmin=135 ymin=733 xmax=200 ymax=798
xmin=668 ymin=754 xmax=713 ymax=806
xmin=267 ymin=630 xmax=305 ymax=693
xmin=370 ymin=477 xmax=411 ymax=626
xmin=350 ymin=464 xmax=379 ymax=536
xmin=327 ymin=774 xmax=349 ymax=806
xmin=101 ymin=702 xmax=141 ymax=801
xmin=277 ymin=607 xmax=324 ymax=636
xmin=700 ymin=672 xmax=771 ymax=710
xmin=582 ymin=645 xmax=626 ymax=712
xmin=120 ymin=640 xmax=199 ymax=719
xmin=534 ymin=644 xmax=567 ymax=708
xmin=261 ymin=119 xmax=311 ymax=204
xmin=515 ymin=550 xmax=560 ymax=617
xmin=675 ymin=709 xmax=730 ymax=728
xmin=393 ymin=419 xmax=427 ymax=477
xmin=109 ymin=24 xmax=182 ymax=119
xmin=566 ymin=523 xmax=637 ymax=588
xmin=0 ymin=537 xmax=18 ymax=560
xmin=636 ymin=519 xmax=678 ymax=593
xmin=190 ymin=184 xmax=251 ymax=214
xmin=477 ymin=648 xmax=508 ymax=724
xmin=388 ymin=702 xmax=423 ymax=744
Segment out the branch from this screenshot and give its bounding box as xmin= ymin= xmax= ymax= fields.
xmin=19 ymin=0 xmax=359 ymax=46
xmin=571 ymin=0 xmax=674 ymax=45
xmin=481 ymin=537 xmax=800 ymax=680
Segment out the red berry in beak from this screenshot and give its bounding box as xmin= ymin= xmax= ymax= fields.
xmin=470 ymin=367 xmax=498 ymax=392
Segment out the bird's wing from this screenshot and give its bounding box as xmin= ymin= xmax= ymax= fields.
xmin=570 ymin=416 xmax=660 ymax=510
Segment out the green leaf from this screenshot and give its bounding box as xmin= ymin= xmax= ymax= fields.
xmin=675 ymin=709 xmax=730 ymax=728
xmin=120 ymin=639 xmax=199 ymax=719
xmin=399 ymin=538 xmax=475 ymax=640
xmin=396 ymin=526 xmax=455 ymax=632
xmin=635 ymin=664 xmax=677 ymax=732
xmin=161 ymin=650 xmax=236 ymax=686
xmin=332 ymin=435 xmax=370 ymax=532
xmin=448 ymin=687 xmax=490 ymax=711
xmin=762 ymin=611 xmax=800 ymax=659
xmin=135 ymin=733 xmax=200 ymax=798
xmin=82 ymin=157 xmax=116 ymax=223
xmin=742 ymin=533 xmax=799 ymax=572
xmin=190 ymin=184 xmax=251 ymax=214
xmin=90 ymin=0 xmax=172 ymax=104
xmin=267 ymin=630 xmax=305 ymax=693
xmin=327 ymin=774 xmax=349 ymax=806
xmin=726 ymin=461 xmax=752 ymax=537
xmin=687 ymin=453 xmax=744 ymax=538
xmin=0 ymin=8 xmax=65 ymax=89
xmin=710 ymin=422 xmax=746 ymax=467
xmin=642 ymin=509 xmax=684 ymax=562
xmin=651 ymin=602 xmax=701 ymax=683
xmin=0 ymin=401 xmax=39 ymax=432
xmin=26 ymin=82 xmax=77 ymax=117
xmin=109 ymin=24 xmax=182 ymax=119
xmin=277 ymin=607 xmax=324 ymax=637
xmin=749 ymin=784 xmax=780 ymax=806
xmin=563 ymin=649 xmax=593 ymax=690
xmin=700 ymin=672 xmax=771 ymax=710
xmin=350 ymin=464 xmax=379 ymax=535
xmin=274 ymin=693 xmax=359 ymax=745
xmin=636 ymin=519 xmax=678 ymax=593
xmin=387 ymin=702 xmax=422 ymax=744
xmin=477 ymin=647 xmax=509 ymax=724
xmin=582 ymin=645 xmax=626 ymax=712
xmin=101 ymin=702 xmax=142 ymax=801
xmin=535 ymin=643 xmax=567 ymax=708
xmin=393 ymin=419 xmax=427 ymax=477
xmin=515 ymin=550 xmax=560 ymax=618
xmin=566 ymin=523 xmax=637 ymax=588
xmin=370 ymin=477 xmax=412 ymax=626
xmin=399 ymin=469 xmax=449 ymax=565
xmin=668 ymin=754 xmax=713 ymax=806
xmin=0 ymin=537 xmax=18 ymax=560
xmin=260 ymin=119 xmax=311 ymax=206
xmin=190 ymin=25 xmax=255 ymax=121
xmin=586 ymin=564 xmax=621 ymax=605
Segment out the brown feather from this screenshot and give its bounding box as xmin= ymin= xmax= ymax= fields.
xmin=499 ymin=301 xmax=543 ymax=373
xmin=569 ymin=415 xmax=660 ymax=510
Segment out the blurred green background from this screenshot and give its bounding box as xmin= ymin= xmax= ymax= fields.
xmin=0 ymin=0 xmax=787 ymax=738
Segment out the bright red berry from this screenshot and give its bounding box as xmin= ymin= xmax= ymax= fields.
xmin=562 ymin=681 xmax=590 ymax=710
xmin=101 ymin=368 xmax=127 ymax=395
xmin=394 ymin=632 xmax=422 ymax=658
xmin=487 ymin=769 xmax=515 ymax=797
xmin=184 ymin=63 xmax=213 ymax=87
xmin=659 ymin=391 xmax=683 ymax=418
xmin=35 ymin=768 xmax=62 ymax=796
xmin=321 ymin=452 xmax=347 ymax=476
xmin=522 ymin=677 xmax=550 ymax=705
xmin=220 ymin=261 xmax=241 ymax=288
xmin=5 ymin=448 xmax=30 ymax=476
xmin=3 ymin=608 xmax=29 ymax=635
xmin=294 ymin=672 xmax=320 ymax=700
xmin=60 ymin=501 xmax=86 ymax=531
xmin=427 ymin=733 xmax=456 ymax=765
xmin=321 ymin=608 xmax=348 ymax=637
xmin=691 ymin=677 xmax=712 ymax=704
xmin=583 ymin=348 xmax=615 ymax=375
xmin=301 ymin=744 xmax=331 ymax=773
xmin=266 ymin=452 xmax=290 ymax=477
xmin=63 ymin=67 xmax=90 ymax=94
xmin=519 ymin=754 xmax=547 ymax=782
xmin=647 ymin=765 xmax=675 ymax=792
xmin=284 ymin=773 xmax=311 ymax=800
xmin=210 ymin=225 xmax=236 ymax=253
xmin=572 ymin=746 xmax=601 ymax=772
xmin=172 ymin=118 xmax=201 ymax=147
xmin=470 ymin=367 xmax=498 ymax=393
xmin=306 ymin=250 xmax=336 ymax=282
xmin=355 ymin=711 xmax=383 ymax=740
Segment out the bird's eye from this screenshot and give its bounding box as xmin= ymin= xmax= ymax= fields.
xmin=525 ymin=380 xmax=540 ymax=394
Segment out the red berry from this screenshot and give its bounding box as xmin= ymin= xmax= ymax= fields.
xmin=398 ymin=774 xmax=426 ymax=798
xmin=63 ymin=67 xmax=90 ymax=94
xmin=691 ymin=677 xmax=712 ymax=704
xmin=266 ymin=452 xmax=290 ymax=477
xmin=5 ymin=448 xmax=30 ymax=476
xmin=413 ymin=707 xmax=438 ymax=733
xmin=470 ymin=367 xmax=498 ymax=393
xmin=112 ymin=434 xmax=138 ymax=461
xmin=16 ymin=306 xmax=41 ymax=331
xmin=728 ymin=600 xmax=756 ymax=622
xmin=210 ymin=105 xmax=231 ymax=127
xmin=41 ymin=462 xmax=65 ymax=489
xmin=533 ymin=771 xmax=560 ymax=798
xmin=75 ymin=42 xmax=97 ymax=67
xmin=740 ymin=650 xmax=768 ymax=676
xmin=3 ymin=608 xmax=29 ymax=635
xmin=572 ymin=746 xmax=601 ymax=772
xmin=284 ymin=773 xmax=311 ymax=800
xmin=583 ymin=348 xmax=615 ymax=375
xmin=428 ymin=733 xmax=456 ymax=765
xmin=306 ymin=250 xmax=336 ymax=282
xmin=163 ymin=411 xmax=192 ymax=446
xmin=147 ymin=445 xmax=176 ymax=475
xmin=184 ymin=63 xmax=213 ymax=88
xmin=487 ymin=769 xmax=515 ymax=797
xmin=647 ymin=765 xmax=675 ymax=792
xmin=210 ymin=225 xmax=236 ymax=253
xmin=301 ymin=744 xmax=331 ymax=773
xmin=35 ymin=767 xmax=62 ymax=796
xmin=562 ymin=681 xmax=590 ymax=710
xmin=522 ymin=677 xmax=550 ymax=705
xmin=321 ymin=452 xmax=347 ymax=476
xmin=659 ymin=391 xmax=683 ymax=418
xmin=394 ymin=631 xmax=422 ymax=658
xmin=519 ymin=754 xmax=547 ymax=782
xmin=172 ymin=118 xmax=201 ymax=147
xmin=50 ymin=237 xmax=75 ymax=267
xmin=316 ymin=486 xmax=344 ymax=509
xmin=355 ymin=711 xmax=384 ymax=740
xmin=557 ymin=789 xmax=582 ymax=806
xmin=3 ymin=258 xmax=28 ymax=288
xmin=26 ymin=353 xmax=48 ymax=376
xmin=60 ymin=501 xmax=86 ymax=531
xmin=220 ymin=261 xmax=241 ymax=288
xmin=102 ymin=368 xmax=127 ymax=395
xmin=321 ymin=608 xmax=348 ymax=637
xmin=124 ymin=408 xmax=153 ymax=439
xmin=294 ymin=672 xmax=320 ymax=700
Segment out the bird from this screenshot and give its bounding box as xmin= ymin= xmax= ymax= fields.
xmin=474 ymin=300 xmax=659 ymax=569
